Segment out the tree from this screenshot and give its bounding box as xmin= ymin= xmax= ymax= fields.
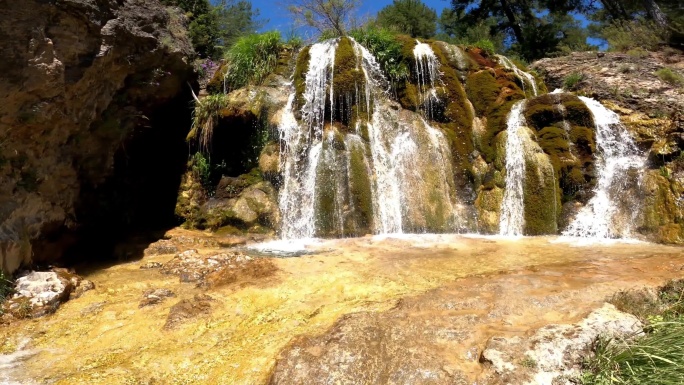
xmin=286 ymin=0 xmax=360 ymax=36
xmin=161 ymin=0 xmax=260 ymax=58
xmin=376 ymin=0 xmax=437 ymax=39
xmin=438 ymin=7 xmax=506 ymax=50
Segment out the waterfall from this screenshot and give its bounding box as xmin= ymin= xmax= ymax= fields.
xmin=278 ymin=38 xmax=463 ymax=238
xmin=279 ymin=40 xmax=338 ymax=239
xmin=500 ymin=100 xmax=528 ymax=236
xmin=413 ymin=41 xmax=441 ymax=119
xmin=497 ymin=55 xmax=538 ymax=97
xmin=562 ymin=97 xmax=646 ymax=239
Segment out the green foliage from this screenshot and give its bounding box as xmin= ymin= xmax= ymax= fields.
xmin=188 ymin=94 xmax=228 ymax=151
xmin=655 ymin=67 xmax=684 ymax=86
xmin=376 ymin=0 xmax=437 ymax=39
xmin=161 ymin=0 xmax=260 ymax=58
xmin=287 ymin=0 xmax=360 ymax=37
xmin=582 ymin=321 xmax=684 ymax=385
xmin=474 ymin=39 xmax=496 ymax=56
xmin=599 ymin=19 xmax=667 ymax=52
xmin=563 ymin=72 xmax=585 ymax=90
xmin=349 ymin=26 xmax=410 ymax=84
xmin=583 ymin=280 xmax=684 ymax=385
xmin=190 ymin=152 xmax=212 ymax=190
xmin=223 ymin=31 xmax=283 ymax=91
xmin=438 ymin=9 xmax=505 ymax=51
xmin=0 ymin=270 xmax=12 ymax=303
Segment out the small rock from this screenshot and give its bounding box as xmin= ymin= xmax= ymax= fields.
xmin=163 ymin=294 xmax=214 ymax=329
xmin=140 ymin=262 xmax=163 ymax=269
xmin=139 ymin=288 xmax=176 ymax=308
xmin=71 ymin=279 xmax=95 ymax=299
xmin=143 ymin=240 xmax=179 ymax=256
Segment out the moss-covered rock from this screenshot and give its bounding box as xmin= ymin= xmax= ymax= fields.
xmin=523 ymin=148 xmax=560 ymax=235
xmin=475 ymin=186 xmax=504 ymax=234
xmin=293 ymin=45 xmax=311 ymax=110
xmin=639 ymin=170 xmax=684 ymax=243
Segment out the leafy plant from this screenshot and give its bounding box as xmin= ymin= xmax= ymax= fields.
xmin=601 ymin=18 xmax=667 ymax=52
xmin=223 ymin=31 xmax=283 ymax=90
xmin=655 ymin=68 xmax=684 ymax=86
xmin=190 ymin=152 xmax=212 ymax=191
xmin=0 ymin=270 xmax=12 ymax=303
xmin=188 ymin=94 xmax=228 ymax=151
xmin=563 ymin=71 xmax=585 ymax=90
xmin=349 ymin=26 xmax=410 ymax=84
xmin=474 ymin=39 xmax=496 ymax=56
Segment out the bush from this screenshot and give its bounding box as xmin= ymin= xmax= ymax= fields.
xmin=602 ymin=18 xmax=667 ymax=52
xmin=0 ymin=270 xmax=12 ymax=305
xmin=655 ymin=67 xmax=684 ymax=86
xmin=474 ymin=39 xmax=496 ymax=56
xmin=188 ymin=93 xmax=229 ymax=151
xmin=349 ymin=26 xmax=410 ymax=84
xmin=223 ymin=31 xmax=283 ymax=90
xmin=563 ymin=71 xmax=584 ymax=90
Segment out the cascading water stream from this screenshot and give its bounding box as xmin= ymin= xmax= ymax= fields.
xmin=413 ymin=41 xmax=441 ymax=119
xmin=562 ymin=97 xmax=646 ymax=239
xmin=278 ymin=38 xmax=463 ymax=239
xmin=499 ymin=100 xmax=528 ymax=236
xmin=497 ymin=55 xmax=538 ymax=97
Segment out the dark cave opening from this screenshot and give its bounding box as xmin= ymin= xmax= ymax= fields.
xmin=61 ymin=88 xmax=195 ymax=265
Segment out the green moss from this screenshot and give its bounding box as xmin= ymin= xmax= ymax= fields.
xmin=466 ymin=70 xmax=500 ymax=117
xmin=398 ymin=82 xmax=419 ymax=111
xmin=524 ymin=94 xmax=561 ymax=130
xmin=563 ymin=99 xmax=594 ymax=128
xmin=523 ymin=153 xmax=560 ymax=235
xmin=293 ymin=46 xmax=311 ymax=110
xmin=431 ymin=43 xmax=475 ymax=194
xmin=206 ymin=64 xmax=227 ymax=94
xmin=333 ymin=37 xmax=370 ymax=126
xmin=347 ymin=141 xmax=373 ymax=234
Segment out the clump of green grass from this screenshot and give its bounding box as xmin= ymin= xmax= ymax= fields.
xmin=187 ymin=93 xmax=229 ymax=151
xmin=583 ymin=279 xmax=684 ymax=384
xmin=582 ymin=321 xmax=684 ymax=385
xmin=474 ymin=39 xmax=496 ymax=56
xmin=655 ymin=68 xmax=684 ymax=86
xmin=223 ymin=31 xmax=283 ymax=91
xmin=563 ymin=71 xmax=585 ymax=90
xmin=0 ymin=270 xmax=13 ymax=307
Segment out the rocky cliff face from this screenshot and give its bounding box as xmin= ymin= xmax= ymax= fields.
xmin=0 ymin=0 xmax=195 ymax=273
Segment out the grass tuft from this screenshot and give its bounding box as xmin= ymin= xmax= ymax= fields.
xmin=655 ymin=68 xmax=684 ymax=86
xmin=223 ymin=31 xmax=283 ymax=91
xmin=563 ymin=71 xmax=585 ymax=90
xmin=188 ymin=94 xmax=229 ymax=151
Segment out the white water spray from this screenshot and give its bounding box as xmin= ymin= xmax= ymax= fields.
xmin=563 ymin=97 xmax=646 ymax=239
xmin=497 ymin=55 xmax=538 ymax=97
xmin=500 ymin=100 xmax=528 ymax=236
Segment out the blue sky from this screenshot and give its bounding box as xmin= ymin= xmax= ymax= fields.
xmin=232 ymin=0 xmax=605 ymax=48
xmin=248 ymin=0 xmax=451 ymax=36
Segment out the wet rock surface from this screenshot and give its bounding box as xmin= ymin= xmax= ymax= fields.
xmin=139 ymin=288 xmax=176 ymax=308
xmin=164 ymin=293 xmax=214 ymax=330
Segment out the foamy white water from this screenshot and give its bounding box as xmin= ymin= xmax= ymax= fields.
xmin=500 ymin=100 xmax=528 ymax=236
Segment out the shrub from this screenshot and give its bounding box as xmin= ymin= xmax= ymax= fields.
xmin=0 ymin=270 xmax=12 ymax=304
xmin=474 ymin=39 xmax=496 ymax=56
xmin=563 ymin=71 xmax=584 ymax=90
xmin=188 ymin=93 xmax=229 ymax=151
xmin=655 ymin=68 xmax=684 ymax=86
xmin=190 ymin=152 xmax=212 ymax=191
xmin=602 ymin=18 xmax=667 ymax=52
xmin=349 ymin=26 xmax=410 ymax=84
xmin=223 ymin=31 xmax=283 ymax=91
